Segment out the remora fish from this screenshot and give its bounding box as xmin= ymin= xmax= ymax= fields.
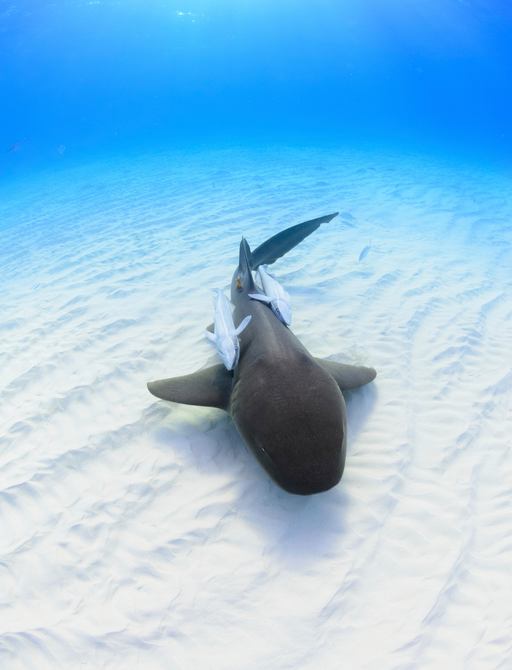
xmin=205 ymin=289 xmax=251 ymax=370
xmin=249 ymin=265 xmax=292 ymax=326
xmin=148 ymin=213 xmax=377 ymax=495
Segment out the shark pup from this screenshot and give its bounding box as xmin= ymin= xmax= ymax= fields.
xmin=148 ymin=213 xmax=377 ymax=494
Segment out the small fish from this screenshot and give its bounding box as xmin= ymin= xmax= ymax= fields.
xmin=205 ymin=289 xmax=251 ymax=370
xmin=340 ymin=211 xmax=355 ymax=221
xmin=249 ymin=266 xmax=292 ymax=326
xmin=339 ymin=211 xmax=356 ymax=228
xmin=7 ymin=141 xmax=22 ymax=154
xmin=358 ymin=244 xmax=371 ymax=262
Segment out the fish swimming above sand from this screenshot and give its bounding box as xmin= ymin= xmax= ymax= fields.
xmin=358 ymin=244 xmax=371 ymax=261
xmin=148 ymin=213 xmax=377 ymax=495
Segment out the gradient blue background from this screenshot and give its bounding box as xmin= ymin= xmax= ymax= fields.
xmin=1 ymin=0 xmax=512 ymax=176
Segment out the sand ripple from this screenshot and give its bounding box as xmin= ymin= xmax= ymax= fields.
xmin=0 ymin=148 xmax=511 ymax=669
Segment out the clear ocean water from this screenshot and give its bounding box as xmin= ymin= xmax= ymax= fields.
xmin=1 ymin=3 xmax=512 ymax=669
xmin=1 ymin=1 xmax=512 ymax=170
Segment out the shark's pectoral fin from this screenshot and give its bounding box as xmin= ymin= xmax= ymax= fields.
xmin=316 ymin=358 xmax=377 ymax=390
xmin=147 ymin=364 xmax=232 ymax=410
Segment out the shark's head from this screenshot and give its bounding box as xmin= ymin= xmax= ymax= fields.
xmin=233 ymin=354 xmax=346 ymax=494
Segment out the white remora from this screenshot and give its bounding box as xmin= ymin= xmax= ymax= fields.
xmin=249 ymin=266 xmax=292 ymax=326
xmin=205 ymin=289 xmax=252 ymax=370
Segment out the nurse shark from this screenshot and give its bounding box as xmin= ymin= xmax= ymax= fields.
xmin=148 ymin=213 xmax=376 ymax=494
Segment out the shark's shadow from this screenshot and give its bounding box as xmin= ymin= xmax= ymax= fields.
xmin=147 ymin=381 xmax=377 ymax=567
xmin=343 ymin=382 xmax=378 ymax=445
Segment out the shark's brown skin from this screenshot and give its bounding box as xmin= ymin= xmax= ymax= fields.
xmin=148 ymin=213 xmax=376 ymax=495
xmin=227 ymin=240 xmax=347 ymax=494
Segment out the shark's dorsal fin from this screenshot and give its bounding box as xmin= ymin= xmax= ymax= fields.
xmin=147 ymin=364 xmax=233 ymax=410
xmin=251 ymin=212 xmax=338 ymax=269
xmin=315 ymin=358 xmax=376 ymax=390
xmin=237 ymin=238 xmax=256 ymax=291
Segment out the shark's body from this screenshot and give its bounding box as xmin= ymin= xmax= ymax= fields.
xmin=148 ymin=213 xmax=376 ymax=495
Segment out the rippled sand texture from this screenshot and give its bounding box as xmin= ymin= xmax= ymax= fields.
xmin=1 ymin=148 xmax=511 ymax=670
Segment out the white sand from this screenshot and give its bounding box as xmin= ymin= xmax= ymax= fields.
xmin=1 ymin=147 xmax=511 ymax=669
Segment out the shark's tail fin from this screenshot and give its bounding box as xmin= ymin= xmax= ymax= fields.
xmin=250 ymin=212 xmax=338 ymax=269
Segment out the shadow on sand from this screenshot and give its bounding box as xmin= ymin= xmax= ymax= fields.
xmin=145 ymin=380 xmax=378 ymax=568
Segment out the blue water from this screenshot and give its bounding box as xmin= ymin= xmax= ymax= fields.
xmin=2 ymin=5 xmax=512 ymax=667
xmin=1 ymin=0 xmax=512 ymax=178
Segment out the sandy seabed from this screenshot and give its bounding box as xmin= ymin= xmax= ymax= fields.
xmin=1 ymin=147 xmax=511 ymax=669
